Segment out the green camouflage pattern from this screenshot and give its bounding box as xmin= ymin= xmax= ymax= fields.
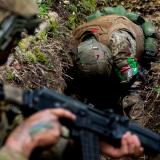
xmin=0 ymin=147 xmax=26 ymax=160
xmin=0 ymin=102 xmax=23 ymax=147
xmin=126 ymin=12 xmax=145 ymax=25
xmin=109 ymin=30 xmax=139 ymax=82
xmin=102 ymin=6 xmax=126 ymax=16
xmin=0 ymin=0 xmax=39 ymax=22
xmin=122 ymin=92 xmax=146 ymax=127
xmin=76 ymin=29 xmax=138 ymax=82
xmin=86 ymin=10 xmax=102 ymax=22
xmin=145 ymin=37 xmax=158 ymax=54
xmin=86 ymin=6 xmax=158 ymax=59
xmin=87 ymin=6 xmax=126 ymax=22
xmin=109 ymin=30 xmax=137 ymax=67
xmin=87 ymin=6 xmax=144 ymax=25
xmin=141 ymin=21 xmax=156 ymax=37
xmin=76 ymin=38 xmax=113 ymax=78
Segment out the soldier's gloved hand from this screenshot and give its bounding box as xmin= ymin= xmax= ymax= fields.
xmin=100 ymin=132 xmax=144 ymax=158
xmin=5 ymin=109 xmax=76 ymax=159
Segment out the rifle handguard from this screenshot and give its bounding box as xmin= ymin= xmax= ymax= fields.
xmin=1 ymin=85 xmax=160 ymax=159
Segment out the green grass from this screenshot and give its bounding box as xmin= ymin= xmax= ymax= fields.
xmin=39 ymin=0 xmax=54 ymax=17
xmin=6 ymin=70 xmax=14 ymax=81
xmin=24 ymin=51 xmax=37 ymax=64
xmin=34 ymin=47 xmax=48 ymax=64
xmin=80 ymin=0 xmax=96 ymax=13
xmin=39 ymin=3 xmax=49 ymax=17
xmin=67 ymin=14 xmax=77 ymax=29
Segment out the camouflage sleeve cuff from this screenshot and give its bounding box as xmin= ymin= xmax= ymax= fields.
xmin=115 ymin=57 xmax=139 ymax=84
xmin=0 ymin=146 xmax=27 ymax=160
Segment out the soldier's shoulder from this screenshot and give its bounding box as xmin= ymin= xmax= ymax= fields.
xmin=0 ymin=0 xmax=39 ymax=17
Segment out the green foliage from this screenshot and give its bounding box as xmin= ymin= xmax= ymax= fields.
xmin=6 ymin=70 xmax=14 ymax=81
xmin=66 ymin=3 xmax=78 ymax=29
xmin=69 ymin=4 xmax=78 ymax=13
xmin=19 ymin=41 xmax=27 ymax=52
xmin=39 ymin=3 xmax=49 ymax=16
xmin=80 ymin=0 xmax=96 ymax=13
xmin=49 ymin=20 xmax=60 ymax=36
xmin=34 ymin=47 xmax=48 ymax=64
xmin=67 ymin=14 xmax=77 ymax=29
xmin=49 ymin=20 xmax=59 ymax=31
xmin=18 ymin=37 xmax=34 ymax=52
xmin=38 ymin=31 xmax=48 ymax=41
xmin=39 ymin=0 xmax=54 ymax=17
xmin=24 ymin=51 xmax=37 ymax=64
xmin=154 ymin=86 xmax=160 ymax=94
xmin=65 ymin=0 xmax=97 ymax=26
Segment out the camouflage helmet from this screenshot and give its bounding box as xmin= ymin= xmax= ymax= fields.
xmin=75 ymin=38 xmax=113 ymax=78
xmin=0 ymin=0 xmax=39 ymax=22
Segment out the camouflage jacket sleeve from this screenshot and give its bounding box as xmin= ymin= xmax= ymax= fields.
xmin=0 ymin=147 xmax=27 ymax=160
xmin=109 ymin=29 xmax=140 ymax=83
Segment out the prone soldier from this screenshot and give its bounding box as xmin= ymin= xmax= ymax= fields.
xmin=68 ymin=6 xmax=158 ymax=126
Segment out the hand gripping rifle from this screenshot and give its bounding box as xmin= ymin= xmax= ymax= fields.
xmin=0 ymin=85 xmax=160 ymax=160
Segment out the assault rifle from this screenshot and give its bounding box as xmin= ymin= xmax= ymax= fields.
xmin=0 ymin=15 xmax=40 ymax=65
xmin=0 ymin=85 xmax=160 ymax=160
xmin=0 ymin=15 xmax=40 ymax=51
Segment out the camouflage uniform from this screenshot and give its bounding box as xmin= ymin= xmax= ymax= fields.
xmin=69 ymin=9 xmax=158 ymax=126
xmin=0 ymin=147 xmax=26 ymax=160
xmin=71 ymin=14 xmax=144 ymax=83
xmin=0 ymin=0 xmax=38 ymax=19
xmin=0 ymin=0 xmax=39 ymax=159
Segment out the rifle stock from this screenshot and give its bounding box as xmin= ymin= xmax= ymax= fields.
xmin=1 ymin=86 xmax=160 ymax=160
